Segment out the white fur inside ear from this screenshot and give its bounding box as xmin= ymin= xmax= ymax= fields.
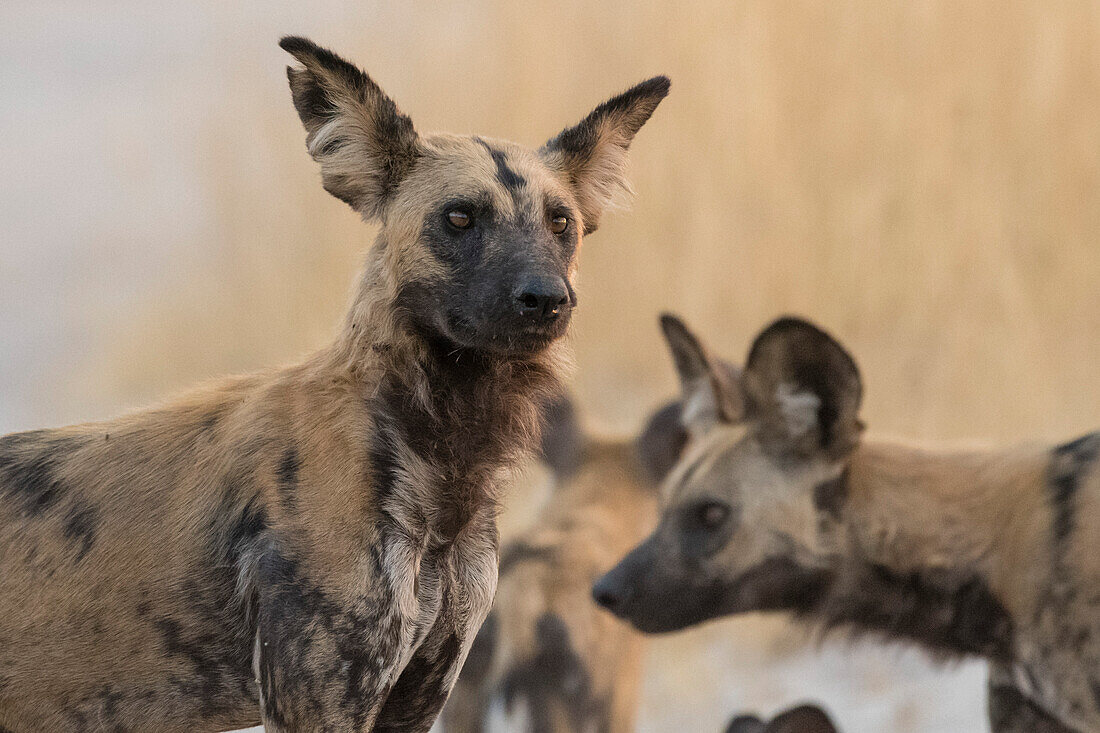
xmin=776 ymin=383 xmax=820 ymax=438
xmin=681 ymin=381 xmax=716 ymax=428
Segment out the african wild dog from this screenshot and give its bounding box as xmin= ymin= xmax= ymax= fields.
xmin=441 ymin=393 xmax=686 ymax=733
xmin=0 ymin=37 xmax=668 ymax=732
xmin=725 ymin=703 xmax=838 ymax=733
xmin=595 ymin=315 xmax=1100 ymax=732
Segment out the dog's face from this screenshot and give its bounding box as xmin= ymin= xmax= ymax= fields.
xmin=280 ymin=37 xmax=669 ymax=355
xmin=594 ymin=315 xmax=864 ymax=633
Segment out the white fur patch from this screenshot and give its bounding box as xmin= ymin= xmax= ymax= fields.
xmin=776 ymin=383 xmax=821 ymax=439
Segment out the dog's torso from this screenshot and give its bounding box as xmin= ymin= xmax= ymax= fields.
xmin=0 ymin=346 xmax=525 ymax=732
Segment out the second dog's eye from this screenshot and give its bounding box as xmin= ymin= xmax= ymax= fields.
xmin=550 ymin=215 xmax=569 ymax=234
xmin=696 ymin=501 xmax=730 ymax=530
xmin=447 ymin=210 xmax=473 ymax=230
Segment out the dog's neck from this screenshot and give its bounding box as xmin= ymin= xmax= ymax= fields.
xmin=329 ymin=243 xmax=567 ymax=543
xmin=806 ymin=439 xmax=1050 ymax=661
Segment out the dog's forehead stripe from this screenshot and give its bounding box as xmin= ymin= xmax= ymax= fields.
xmin=474 ymin=138 xmax=527 ymax=193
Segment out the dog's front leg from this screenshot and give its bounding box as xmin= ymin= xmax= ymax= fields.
xmin=253 ymin=549 xmax=412 ymax=732
xmin=372 ymin=533 xmax=498 ymax=733
xmin=987 ymin=663 xmax=1077 ymax=733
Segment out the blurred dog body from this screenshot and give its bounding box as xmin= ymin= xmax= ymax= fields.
xmin=596 ymin=315 xmax=1100 ymax=733
xmin=442 ymin=396 xmax=685 ymax=733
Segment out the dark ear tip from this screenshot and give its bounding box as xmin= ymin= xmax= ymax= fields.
xmin=278 ymin=35 xmax=315 ymax=57
xmin=752 ymin=315 xmax=843 ymax=355
xmin=659 ymin=312 xmax=688 ymax=338
xmin=640 ymin=75 xmax=672 ymax=99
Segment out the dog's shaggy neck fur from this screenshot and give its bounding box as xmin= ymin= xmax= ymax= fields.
xmin=802 ymin=439 xmax=1050 ymax=661
xmin=323 ymin=237 xmax=568 ymax=540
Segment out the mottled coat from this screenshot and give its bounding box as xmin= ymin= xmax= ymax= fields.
xmin=596 ymin=315 xmax=1100 ymax=733
xmin=0 ymin=37 xmax=668 ymax=732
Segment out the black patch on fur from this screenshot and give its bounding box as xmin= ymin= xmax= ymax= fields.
xmin=373 ymin=631 xmax=463 ymax=731
xmin=812 ymin=469 xmax=849 ymax=519
xmin=1048 ymin=432 xmax=1100 ymax=550
xmin=634 ymin=399 xmax=687 ymax=486
xmin=499 ymin=540 xmax=556 ymax=575
xmin=499 ymin=612 xmax=606 ymax=733
xmin=62 ymin=500 xmax=98 ymax=562
xmin=476 ymin=138 xmax=527 ymax=191
xmin=141 ymin=483 xmax=269 ymax=723
xmin=276 ymin=447 xmax=300 ymax=511
xmin=988 ymin=680 xmax=1074 ymax=732
xmin=256 ymin=548 xmax=400 ymax=730
xmin=0 ymin=431 xmax=79 ymax=518
xmin=539 ymin=393 xmax=585 ymax=479
xmin=813 ymin=563 xmax=1015 ymax=661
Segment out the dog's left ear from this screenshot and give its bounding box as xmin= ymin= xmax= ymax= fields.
xmin=741 ymin=317 xmax=863 ymax=461
xmin=541 ymin=76 xmax=670 ymax=234
xmin=280 ymin=36 xmax=421 ymax=219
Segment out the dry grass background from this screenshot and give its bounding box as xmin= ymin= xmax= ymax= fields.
xmin=2 ymin=2 xmax=1099 ymax=731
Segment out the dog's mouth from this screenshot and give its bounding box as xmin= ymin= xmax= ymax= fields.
xmin=442 ymin=311 xmax=570 ymax=356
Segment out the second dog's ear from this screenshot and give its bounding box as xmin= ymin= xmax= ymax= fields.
xmin=660 ymin=314 xmax=743 ymax=437
xmin=280 ymin=36 xmax=421 ymax=219
xmin=538 ymin=393 xmax=586 ymax=479
xmin=742 ymin=318 xmax=863 ymax=461
xmin=634 ymin=400 xmax=688 ymax=486
xmin=541 ymin=76 xmax=670 ymax=235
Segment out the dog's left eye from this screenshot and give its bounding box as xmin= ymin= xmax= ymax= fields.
xmin=447 ymin=210 xmax=473 ymax=230
xmin=549 ymin=215 xmax=569 ymax=235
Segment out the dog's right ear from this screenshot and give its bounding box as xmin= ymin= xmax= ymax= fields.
xmin=280 ymin=36 xmax=421 ymax=219
xmin=659 ymin=314 xmax=743 ymax=437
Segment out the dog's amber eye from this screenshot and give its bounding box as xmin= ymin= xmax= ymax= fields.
xmin=447 ymin=210 xmax=473 ymax=230
xmin=550 ymin=215 xmax=569 ymax=235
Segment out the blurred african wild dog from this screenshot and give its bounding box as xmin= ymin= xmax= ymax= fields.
xmin=595 ymin=315 xmax=1100 ymax=733
xmin=0 ymin=37 xmax=668 ymax=732
xmin=440 ymin=394 xmax=686 ymax=733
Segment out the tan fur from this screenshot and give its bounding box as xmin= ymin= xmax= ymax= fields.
xmin=490 ymin=442 xmax=656 ymax=732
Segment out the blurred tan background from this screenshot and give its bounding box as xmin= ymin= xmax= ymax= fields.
xmin=2 ymin=2 xmax=1099 ymax=731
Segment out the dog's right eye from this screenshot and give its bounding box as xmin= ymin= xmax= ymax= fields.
xmin=446 ymin=210 xmax=473 ymax=230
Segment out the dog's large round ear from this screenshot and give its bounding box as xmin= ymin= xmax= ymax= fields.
xmin=766 ymin=704 xmax=838 ymax=733
xmin=741 ymin=317 xmax=863 ymax=461
xmin=280 ymin=36 xmax=421 ymax=219
xmin=659 ymin=314 xmax=744 ymax=438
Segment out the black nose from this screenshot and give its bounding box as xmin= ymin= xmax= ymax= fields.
xmin=513 ymin=275 xmax=570 ymax=321
xmin=592 ymin=574 xmax=624 ymax=614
